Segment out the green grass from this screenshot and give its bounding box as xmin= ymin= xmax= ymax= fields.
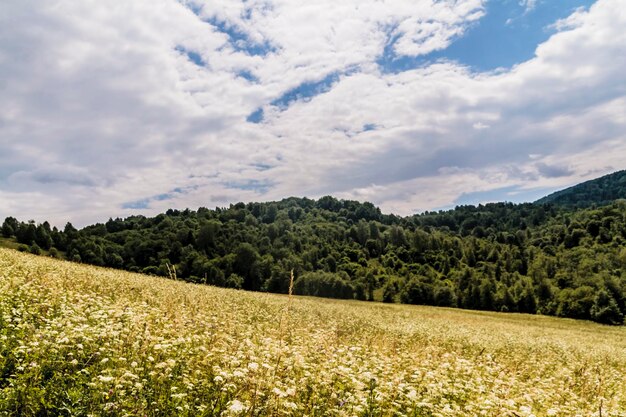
xmin=0 ymin=237 xmax=23 ymax=251
xmin=1 ymin=247 xmax=626 ymax=416
xmin=0 ymin=237 xmax=65 ymax=259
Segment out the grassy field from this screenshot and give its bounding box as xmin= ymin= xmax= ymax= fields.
xmin=0 ymin=237 xmax=24 ymax=252
xmin=0 ymin=237 xmax=63 ymax=258
xmin=1 ymin=248 xmax=626 ymax=416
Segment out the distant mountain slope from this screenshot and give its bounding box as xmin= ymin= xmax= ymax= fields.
xmin=536 ymin=170 xmax=626 ymax=209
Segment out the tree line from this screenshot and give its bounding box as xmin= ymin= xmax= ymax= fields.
xmin=3 ymin=195 xmax=626 ymax=325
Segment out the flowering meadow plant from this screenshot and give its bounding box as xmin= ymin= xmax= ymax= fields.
xmin=1 ymin=248 xmax=625 ymax=416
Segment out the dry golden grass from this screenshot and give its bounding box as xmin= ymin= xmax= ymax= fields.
xmin=1 ymin=248 xmax=626 ymax=416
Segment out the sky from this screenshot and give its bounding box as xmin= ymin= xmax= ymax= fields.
xmin=1 ymin=0 xmax=625 ymax=227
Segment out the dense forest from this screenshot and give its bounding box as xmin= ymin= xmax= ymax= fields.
xmin=536 ymin=169 xmax=626 ymax=209
xmin=3 ymin=171 xmax=626 ymax=325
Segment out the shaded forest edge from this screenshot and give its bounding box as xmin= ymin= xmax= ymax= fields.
xmin=3 ymin=170 xmax=626 ymax=325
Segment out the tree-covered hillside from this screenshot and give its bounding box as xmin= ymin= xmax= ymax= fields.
xmin=4 ymin=191 xmax=626 ymax=325
xmin=536 ymin=170 xmax=626 ymax=209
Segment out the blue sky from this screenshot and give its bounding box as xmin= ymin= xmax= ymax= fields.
xmin=380 ymin=0 xmax=597 ymax=72
xmin=0 ymin=0 xmax=625 ymax=226
xmin=453 ymin=185 xmax=556 ymax=208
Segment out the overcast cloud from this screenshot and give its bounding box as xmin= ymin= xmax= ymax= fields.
xmin=0 ymin=0 xmax=624 ymax=226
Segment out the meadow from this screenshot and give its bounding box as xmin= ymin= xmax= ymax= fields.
xmin=1 ymin=247 xmax=626 ymax=416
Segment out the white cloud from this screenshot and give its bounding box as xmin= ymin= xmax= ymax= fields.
xmin=519 ymin=0 xmax=539 ymax=13
xmin=0 ymin=0 xmax=624 ymax=226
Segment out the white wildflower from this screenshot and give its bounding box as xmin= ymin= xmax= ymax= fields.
xmin=227 ymin=399 xmax=245 ymax=413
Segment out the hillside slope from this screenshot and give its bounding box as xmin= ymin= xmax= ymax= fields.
xmin=3 ymin=190 xmax=626 ymax=325
xmin=536 ymin=169 xmax=626 ymax=208
xmin=1 ymin=248 xmax=626 ymax=416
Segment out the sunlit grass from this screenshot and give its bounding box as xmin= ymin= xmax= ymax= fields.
xmin=1 ymin=248 xmax=625 ymax=416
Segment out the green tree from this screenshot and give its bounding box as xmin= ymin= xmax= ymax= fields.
xmin=400 ymin=276 xmax=434 ymax=305
xmin=233 ymin=243 xmax=261 ymax=291
xmin=590 ymin=289 xmax=624 ymax=325
xmin=1 ymin=217 xmax=17 ymax=237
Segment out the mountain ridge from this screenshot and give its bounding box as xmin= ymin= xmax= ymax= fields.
xmin=535 ymin=169 xmax=626 ymax=209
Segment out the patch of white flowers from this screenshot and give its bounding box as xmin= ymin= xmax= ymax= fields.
xmin=1 ymin=248 xmax=626 ymax=416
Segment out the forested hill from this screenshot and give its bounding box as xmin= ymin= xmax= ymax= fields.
xmin=536 ymin=170 xmax=626 ymax=209
xmin=2 ymin=177 xmax=626 ymax=325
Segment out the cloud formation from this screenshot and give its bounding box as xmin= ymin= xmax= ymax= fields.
xmin=0 ymin=0 xmax=624 ymax=226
